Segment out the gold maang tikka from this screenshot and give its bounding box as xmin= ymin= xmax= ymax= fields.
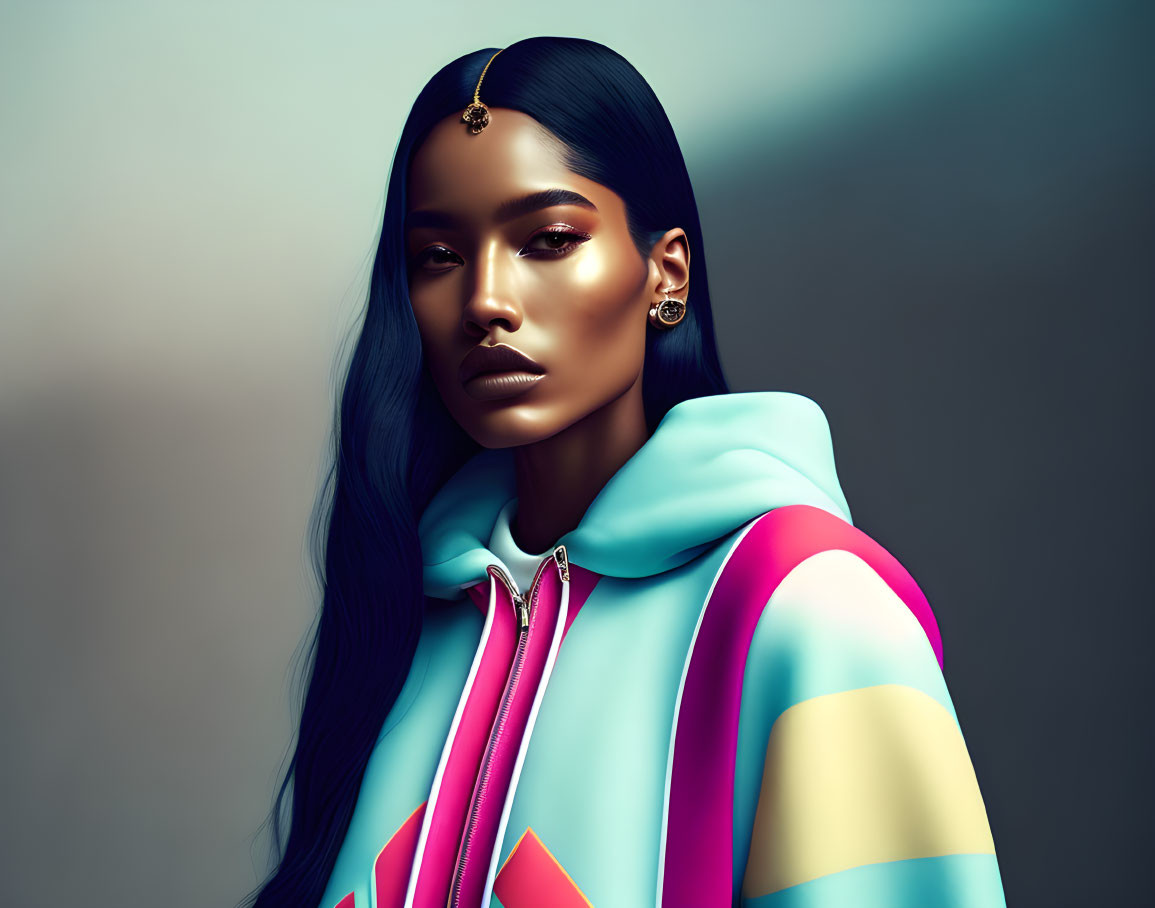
xmin=461 ymin=49 xmax=504 ymax=134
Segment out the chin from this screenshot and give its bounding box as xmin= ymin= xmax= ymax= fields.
xmin=455 ymin=400 xmax=572 ymax=450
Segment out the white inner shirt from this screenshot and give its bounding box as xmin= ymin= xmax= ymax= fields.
xmin=487 ymin=498 xmax=553 ymax=594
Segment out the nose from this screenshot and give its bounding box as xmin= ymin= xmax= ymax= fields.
xmin=461 ymin=240 xmax=522 ymax=338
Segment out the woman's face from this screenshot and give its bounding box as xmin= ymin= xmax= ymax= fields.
xmin=405 ymin=108 xmax=669 ymax=449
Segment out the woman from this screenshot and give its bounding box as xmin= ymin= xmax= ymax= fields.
xmin=247 ymin=37 xmax=1005 ymax=908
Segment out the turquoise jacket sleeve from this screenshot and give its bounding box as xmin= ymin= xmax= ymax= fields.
xmin=735 ymin=548 xmax=1006 ymax=907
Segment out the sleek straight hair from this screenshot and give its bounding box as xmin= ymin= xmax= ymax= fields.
xmin=245 ymin=36 xmax=729 ymax=906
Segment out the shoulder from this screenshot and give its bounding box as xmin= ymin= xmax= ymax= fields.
xmin=662 ymin=508 xmax=1001 ymax=904
xmin=725 ymin=511 xmax=1003 ymax=905
xmin=682 ymin=506 xmax=946 ymax=727
xmin=715 ymin=505 xmax=951 ymax=730
xmin=723 ymin=504 xmax=942 ymax=669
xmin=720 ymin=506 xmax=961 ymax=881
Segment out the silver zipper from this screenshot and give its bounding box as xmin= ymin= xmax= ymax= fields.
xmin=488 ymin=562 xmax=531 ymax=633
xmin=448 ymin=548 xmax=568 ymax=906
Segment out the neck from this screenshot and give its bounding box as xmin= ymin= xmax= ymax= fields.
xmin=510 ymin=374 xmax=649 ymax=555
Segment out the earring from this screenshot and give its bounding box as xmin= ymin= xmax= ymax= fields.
xmin=648 ymin=289 xmax=686 ymax=329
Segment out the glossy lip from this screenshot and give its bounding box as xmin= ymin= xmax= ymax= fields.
xmin=458 ymin=343 xmax=546 ymax=384
xmin=462 ymin=371 xmax=545 ymax=402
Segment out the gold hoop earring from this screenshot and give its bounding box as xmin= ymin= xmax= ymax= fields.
xmin=649 ymin=290 xmax=686 ymax=329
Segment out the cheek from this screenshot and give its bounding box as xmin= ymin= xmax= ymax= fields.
xmin=410 ymin=295 xmax=457 ymax=371
xmin=549 ymin=248 xmax=647 ymax=369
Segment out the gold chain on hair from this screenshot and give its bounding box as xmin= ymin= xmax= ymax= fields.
xmin=461 ymin=49 xmax=504 ymax=134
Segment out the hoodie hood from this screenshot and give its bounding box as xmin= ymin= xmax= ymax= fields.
xmin=418 ymin=391 xmax=852 ymax=600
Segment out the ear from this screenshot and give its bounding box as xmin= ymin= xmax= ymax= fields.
xmin=647 ymin=228 xmax=691 ymax=304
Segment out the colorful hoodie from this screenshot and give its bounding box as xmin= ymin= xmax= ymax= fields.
xmin=317 ymin=391 xmax=1006 ymax=908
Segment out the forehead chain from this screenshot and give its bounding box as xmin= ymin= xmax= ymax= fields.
xmin=461 ymin=49 xmax=504 ymax=135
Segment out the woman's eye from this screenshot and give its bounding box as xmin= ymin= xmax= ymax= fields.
xmin=520 ymin=228 xmax=591 ymax=257
xmin=412 ymin=246 xmax=462 ymax=272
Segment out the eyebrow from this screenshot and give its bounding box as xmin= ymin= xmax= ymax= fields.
xmin=406 ymin=188 xmax=598 ymax=231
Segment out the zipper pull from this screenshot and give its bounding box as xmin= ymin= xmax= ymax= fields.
xmin=488 ymin=564 xmax=530 ymax=633
xmin=553 ymin=545 xmax=570 ymax=583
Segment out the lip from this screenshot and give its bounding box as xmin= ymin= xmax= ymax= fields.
xmin=458 ymin=343 xmax=546 ymax=384
xmin=462 ymin=370 xmax=546 ymax=401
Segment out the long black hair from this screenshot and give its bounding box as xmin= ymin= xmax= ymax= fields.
xmin=244 ymin=36 xmax=729 ymax=906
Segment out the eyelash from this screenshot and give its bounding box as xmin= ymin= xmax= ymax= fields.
xmin=411 ymin=227 xmax=591 ymax=271
xmin=521 ymin=227 xmax=591 ymax=257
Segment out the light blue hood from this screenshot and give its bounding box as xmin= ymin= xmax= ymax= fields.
xmin=418 ymin=391 xmax=852 ymax=600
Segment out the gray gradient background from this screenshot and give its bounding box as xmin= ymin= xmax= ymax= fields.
xmin=1 ymin=2 xmax=1150 ymax=906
